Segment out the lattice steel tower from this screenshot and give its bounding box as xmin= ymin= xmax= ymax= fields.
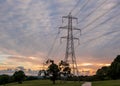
xmin=59 ymin=13 xmax=81 ymax=75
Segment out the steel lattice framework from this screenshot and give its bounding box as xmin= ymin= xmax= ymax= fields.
xmin=59 ymin=13 xmax=81 ymax=75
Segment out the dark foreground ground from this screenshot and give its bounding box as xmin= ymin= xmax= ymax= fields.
xmin=4 ymin=80 xmax=120 ymax=86
xmin=5 ymin=80 xmax=83 ymax=86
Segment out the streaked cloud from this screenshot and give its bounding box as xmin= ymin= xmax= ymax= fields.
xmin=0 ymin=0 xmax=120 ymax=75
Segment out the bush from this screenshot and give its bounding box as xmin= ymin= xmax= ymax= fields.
xmin=0 ymin=75 xmax=10 ymax=85
xmin=13 ymin=70 xmax=26 ymax=84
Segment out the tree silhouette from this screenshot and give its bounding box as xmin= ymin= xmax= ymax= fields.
xmin=59 ymin=60 xmax=71 ymax=76
xmin=108 ymin=55 xmax=120 ymax=79
xmin=38 ymin=70 xmax=48 ymax=79
xmin=13 ymin=70 xmax=25 ymax=84
xmin=96 ymin=55 xmax=120 ymax=80
xmin=96 ymin=66 xmax=109 ymax=80
xmin=47 ymin=60 xmax=59 ymax=84
xmin=0 ymin=75 xmax=10 ymax=85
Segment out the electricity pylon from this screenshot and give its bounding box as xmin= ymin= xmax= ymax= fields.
xmin=59 ymin=13 xmax=81 ymax=76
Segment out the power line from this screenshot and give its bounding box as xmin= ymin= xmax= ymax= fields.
xmin=74 ymin=11 xmax=120 ymax=36
xmin=50 ymin=38 xmax=63 ymax=58
xmin=74 ymin=0 xmax=90 ymax=16
xmin=52 ymin=43 xmax=65 ymax=61
xmin=78 ymin=3 xmax=119 ymax=30
xmin=43 ymin=18 xmax=65 ymax=61
xmin=78 ymin=0 xmax=108 ymax=23
xmin=81 ymin=12 xmax=120 ymax=36
xmin=46 ymin=31 xmax=60 ymax=59
xmin=75 ymin=29 xmax=120 ymax=50
xmin=82 ymin=30 xmax=120 ymax=46
xmin=69 ymin=0 xmax=81 ymax=14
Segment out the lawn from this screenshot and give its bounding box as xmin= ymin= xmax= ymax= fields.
xmin=92 ymin=80 xmax=120 ymax=86
xmin=4 ymin=80 xmax=83 ymax=86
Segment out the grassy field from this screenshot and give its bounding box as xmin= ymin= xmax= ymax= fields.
xmin=92 ymin=80 xmax=120 ymax=86
xmin=3 ymin=80 xmax=120 ymax=86
xmin=4 ymin=80 xmax=83 ymax=86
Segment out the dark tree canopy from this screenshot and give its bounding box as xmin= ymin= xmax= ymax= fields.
xmin=114 ymin=55 xmax=120 ymax=62
xmin=59 ymin=60 xmax=71 ymax=76
xmin=13 ymin=70 xmax=25 ymax=84
xmin=0 ymin=75 xmax=10 ymax=85
xmin=96 ymin=66 xmax=109 ymax=80
xmin=96 ymin=55 xmax=120 ymax=80
xmin=108 ymin=55 xmax=120 ymax=79
xmin=47 ymin=61 xmax=60 ymax=84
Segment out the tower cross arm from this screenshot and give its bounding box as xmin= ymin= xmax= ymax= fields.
xmin=60 ymin=36 xmax=67 ymax=43
xmin=73 ymin=27 xmax=81 ymax=31
xmin=62 ymin=16 xmax=77 ymax=19
xmin=73 ymin=37 xmax=79 ymax=40
xmin=73 ymin=37 xmax=80 ymax=45
xmin=59 ymin=26 xmax=68 ymax=29
xmin=60 ymin=36 xmax=79 ymax=40
xmin=61 ymin=36 xmax=67 ymax=39
xmin=73 ymin=27 xmax=81 ymax=35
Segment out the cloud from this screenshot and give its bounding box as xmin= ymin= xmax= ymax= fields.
xmin=0 ymin=0 xmax=119 ymax=74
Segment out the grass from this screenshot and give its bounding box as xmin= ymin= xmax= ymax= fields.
xmin=3 ymin=79 xmax=120 ymax=86
xmin=92 ymin=80 xmax=120 ymax=86
xmin=4 ymin=80 xmax=83 ymax=86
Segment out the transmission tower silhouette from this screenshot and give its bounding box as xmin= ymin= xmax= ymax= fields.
xmin=59 ymin=13 xmax=81 ymax=75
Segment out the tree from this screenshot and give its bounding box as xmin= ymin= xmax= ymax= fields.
xmin=108 ymin=55 xmax=120 ymax=79
xmin=59 ymin=60 xmax=71 ymax=78
xmin=13 ymin=70 xmax=25 ymax=84
xmin=0 ymin=75 xmax=10 ymax=85
xmin=47 ymin=60 xmax=60 ymax=84
xmin=38 ymin=70 xmax=48 ymax=79
xmin=96 ymin=66 xmax=109 ymax=80
xmin=95 ymin=55 xmax=120 ymax=80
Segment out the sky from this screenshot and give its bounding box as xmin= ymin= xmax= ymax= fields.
xmin=0 ymin=0 xmax=120 ymax=75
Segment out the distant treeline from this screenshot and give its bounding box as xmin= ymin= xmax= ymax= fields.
xmin=0 ymin=70 xmax=38 ymax=85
